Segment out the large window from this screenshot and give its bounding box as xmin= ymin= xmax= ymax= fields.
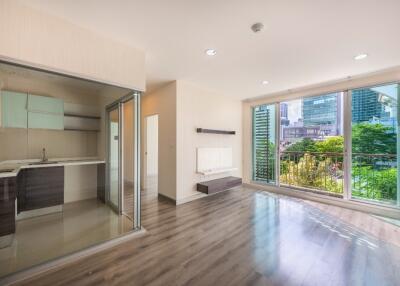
xmin=252 ymin=83 xmax=400 ymax=208
xmin=279 ymin=93 xmax=344 ymax=196
xmin=351 ymin=84 xmax=399 ymax=205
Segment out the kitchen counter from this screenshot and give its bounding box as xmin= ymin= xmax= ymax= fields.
xmin=0 ymin=158 xmax=105 ymax=178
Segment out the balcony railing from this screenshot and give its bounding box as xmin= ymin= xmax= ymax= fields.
xmin=352 ymin=153 xmax=397 ymax=204
xmin=280 ymin=151 xmax=344 ymax=197
xmin=279 ymin=151 xmax=397 ymax=204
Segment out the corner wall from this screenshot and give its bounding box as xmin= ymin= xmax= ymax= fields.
xmin=176 ymin=81 xmax=242 ymax=202
xmin=141 ymin=82 xmax=177 ymax=200
xmin=141 ymin=80 xmax=243 ymax=203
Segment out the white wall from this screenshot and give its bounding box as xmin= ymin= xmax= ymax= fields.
xmin=176 ymin=81 xmax=242 ymax=202
xmin=0 ymin=0 xmax=145 ymax=90
xmin=141 ymin=80 xmax=243 ymax=203
xmin=141 ymin=82 xmax=177 ymax=200
xmin=146 ymin=115 xmax=159 ymax=176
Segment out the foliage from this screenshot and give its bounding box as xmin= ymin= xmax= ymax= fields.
xmin=352 ymin=123 xmax=396 ymax=154
xmin=285 ymin=138 xmax=318 ymax=153
xmin=280 ymin=153 xmax=343 ymax=194
xmin=315 ymin=136 xmax=344 ymax=154
xmin=352 ymin=166 xmax=397 ymax=202
xmin=280 ymin=125 xmax=398 ymax=201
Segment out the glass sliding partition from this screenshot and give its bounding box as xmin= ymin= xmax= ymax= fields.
xmin=279 ymin=93 xmax=344 ymax=196
xmin=108 ymin=106 xmax=121 ymax=211
xmin=252 ymin=104 xmax=277 ymax=184
xmin=350 ymin=84 xmax=399 ymax=206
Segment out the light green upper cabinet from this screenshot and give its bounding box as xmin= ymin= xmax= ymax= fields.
xmin=27 ymin=94 xmax=64 ymax=130
xmin=1 ymin=91 xmax=28 ymax=128
xmin=27 ymin=112 xmax=64 ymax=130
xmin=1 ymin=91 xmax=64 ymax=130
xmin=27 ymin=94 xmax=64 ymax=114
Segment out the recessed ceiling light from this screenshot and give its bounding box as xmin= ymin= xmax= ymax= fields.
xmin=262 ymin=80 xmax=269 ymax=85
xmin=354 ymin=53 xmax=368 ymax=60
xmin=205 ymin=49 xmax=217 ymax=56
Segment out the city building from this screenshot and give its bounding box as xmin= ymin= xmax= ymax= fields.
xmin=302 ymin=93 xmax=342 ymax=136
xmin=352 ymin=88 xmax=389 ymax=123
xmin=253 ymin=105 xmax=274 ymax=182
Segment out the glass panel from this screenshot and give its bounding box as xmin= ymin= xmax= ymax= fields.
xmin=123 ymin=99 xmax=135 ymax=219
xmin=351 ymin=84 xmax=399 ymax=206
xmin=109 ymin=107 xmax=120 ymax=209
xmin=252 ymin=104 xmax=276 ymax=184
xmin=279 ymin=93 xmax=344 ymax=196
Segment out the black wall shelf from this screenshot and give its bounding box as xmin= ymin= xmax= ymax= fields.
xmin=196 ymin=128 xmax=236 ymax=135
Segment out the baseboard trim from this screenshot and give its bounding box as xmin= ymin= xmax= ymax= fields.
xmin=158 ymin=193 xmax=176 ymax=203
xmin=244 ymin=182 xmax=400 ymax=219
xmin=0 ymin=228 xmax=147 ymax=285
xmin=176 ymin=192 xmax=208 ymax=205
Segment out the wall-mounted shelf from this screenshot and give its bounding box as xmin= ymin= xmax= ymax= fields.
xmin=196 ymin=128 xmax=236 ymax=135
xmin=64 ymin=113 xmax=101 ymax=120
xmin=63 ymin=103 xmax=101 ymax=132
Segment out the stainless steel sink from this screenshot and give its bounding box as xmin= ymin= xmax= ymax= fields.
xmin=28 ymin=161 xmax=58 ymax=166
xmin=0 ymin=169 xmax=15 ymax=173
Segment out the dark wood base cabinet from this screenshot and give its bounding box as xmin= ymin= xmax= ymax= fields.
xmin=197 ymin=176 xmax=242 ymax=195
xmin=97 ymin=163 xmax=105 ymax=203
xmin=0 ymin=177 xmax=16 ymax=236
xmin=17 ymin=167 xmax=64 ymax=213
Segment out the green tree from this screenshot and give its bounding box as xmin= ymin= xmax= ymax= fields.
xmin=315 ymin=136 xmax=344 ymax=154
xmin=352 ymin=123 xmax=396 ymax=154
xmin=285 ymin=138 xmax=317 ymax=153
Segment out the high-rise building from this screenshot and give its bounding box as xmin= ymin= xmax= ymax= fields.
xmin=352 ymin=88 xmax=389 ymax=123
xmin=253 ymin=105 xmax=275 ymax=182
xmin=280 ymin=103 xmax=290 ymax=127
xmin=302 ymin=93 xmax=341 ymax=136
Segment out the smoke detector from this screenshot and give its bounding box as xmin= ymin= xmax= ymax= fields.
xmin=251 ymin=22 xmax=264 ymax=33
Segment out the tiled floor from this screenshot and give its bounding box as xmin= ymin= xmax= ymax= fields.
xmin=0 ymin=198 xmax=132 ymax=278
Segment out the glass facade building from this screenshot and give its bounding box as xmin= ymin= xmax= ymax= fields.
xmin=302 ymin=93 xmax=341 ymax=136
xmin=351 ymin=88 xmax=389 ymax=123
xmin=253 ymin=104 xmax=276 ymax=183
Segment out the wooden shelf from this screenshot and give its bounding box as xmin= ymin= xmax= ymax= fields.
xmin=196 ymin=128 xmax=235 ymax=135
xmin=64 ymin=113 xmax=101 ymax=120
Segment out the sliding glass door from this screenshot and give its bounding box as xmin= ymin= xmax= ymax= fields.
xmin=252 ymin=83 xmax=400 ymax=208
xmin=106 ymin=92 xmax=141 ymax=228
xmin=279 ymin=93 xmax=344 ymax=196
xmin=107 ymin=106 xmax=121 ymax=211
xmin=351 ymin=83 xmax=399 ymax=206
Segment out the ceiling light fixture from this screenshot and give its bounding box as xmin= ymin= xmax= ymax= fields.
xmin=354 ymin=53 xmax=368 ymax=60
xmin=262 ymin=80 xmax=269 ymax=85
xmin=251 ymin=22 xmax=264 ymax=33
xmin=205 ymin=49 xmax=217 ymax=56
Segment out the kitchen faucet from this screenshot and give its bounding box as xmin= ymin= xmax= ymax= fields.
xmin=42 ymin=148 xmax=48 ymax=162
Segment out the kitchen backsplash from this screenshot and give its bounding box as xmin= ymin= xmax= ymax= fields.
xmin=0 ymin=127 xmax=98 ymax=161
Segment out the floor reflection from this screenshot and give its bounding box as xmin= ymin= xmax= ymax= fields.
xmin=0 ymin=199 xmax=132 ymax=278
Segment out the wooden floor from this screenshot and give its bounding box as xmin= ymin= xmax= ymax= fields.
xmin=13 ymin=186 xmax=400 ymax=286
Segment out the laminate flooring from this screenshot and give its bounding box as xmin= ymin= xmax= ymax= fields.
xmin=10 ymin=186 xmax=400 ymax=286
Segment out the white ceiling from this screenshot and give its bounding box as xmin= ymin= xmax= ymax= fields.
xmin=21 ymin=0 xmax=400 ymax=100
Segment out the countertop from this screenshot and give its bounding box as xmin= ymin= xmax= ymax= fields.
xmin=0 ymin=157 xmax=105 ymax=178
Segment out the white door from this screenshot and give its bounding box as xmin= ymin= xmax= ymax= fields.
xmin=145 ymin=115 xmax=158 ymax=188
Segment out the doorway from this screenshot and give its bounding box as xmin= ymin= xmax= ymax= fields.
xmin=144 ymin=114 xmax=158 ymax=190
